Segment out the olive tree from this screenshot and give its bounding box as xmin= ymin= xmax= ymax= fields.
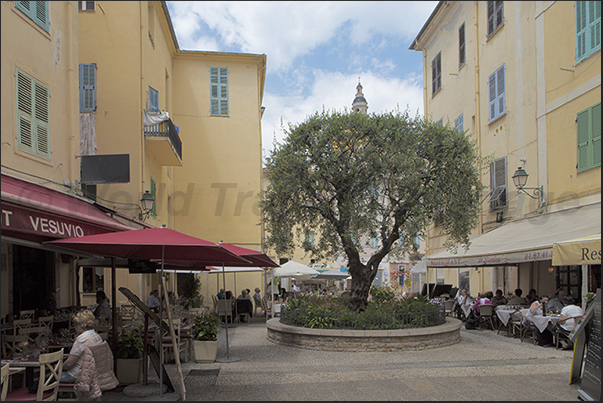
xmin=261 ymin=109 xmax=483 ymax=312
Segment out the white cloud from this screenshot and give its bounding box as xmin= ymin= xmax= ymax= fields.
xmin=168 ymin=1 xmax=437 ymax=72
xmin=261 ymin=70 xmax=424 ymax=159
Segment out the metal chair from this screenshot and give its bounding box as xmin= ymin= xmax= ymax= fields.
xmin=19 ymin=310 xmax=36 ymax=321
xmin=160 ymin=318 xmax=189 ymax=363
xmin=5 ymin=348 xmax=64 ymax=401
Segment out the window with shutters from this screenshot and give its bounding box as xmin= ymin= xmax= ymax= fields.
xmin=15 ymin=1 xmax=49 ymax=32
xmin=305 ymin=231 xmax=315 ymax=248
xmin=150 ymin=177 xmax=157 ymax=218
xmin=459 ymin=23 xmax=466 ymax=68
xmin=488 ymin=64 xmax=506 ymax=123
xmin=575 ymin=1 xmax=601 ymax=63
xmin=15 ymin=68 xmax=51 ymax=160
xmin=370 ymin=237 xmax=378 ymax=249
xmin=431 ymin=52 xmax=442 ymax=95
xmin=79 ymin=63 xmax=96 ymax=112
xmin=489 ymin=157 xmax=507 ymax=210
xmin=576 ymin=102 xmax=601 ymax=172
xmin=78 ymin=1 xmax=95 ymax=11
xmin=210 ymin=67 xmax=229 ymax=116
xmin=455 ymin=114 xmax=464 ymax=133
xmin=487 ymin=1 xmax=504 ymax=37
xmin=148 ymin=86 xmax=159 ymax=112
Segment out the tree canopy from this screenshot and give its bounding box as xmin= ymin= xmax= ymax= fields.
xmin=261 ymin=109 xmax=483 ymax=311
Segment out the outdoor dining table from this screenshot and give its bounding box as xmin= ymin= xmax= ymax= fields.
xmin=528 ymin=314 xmax=561 ymax=333
xmin=3 ymin=355 xmax=42 ymax=386
xmin=494 ymin=307 xmax=523 ymax=336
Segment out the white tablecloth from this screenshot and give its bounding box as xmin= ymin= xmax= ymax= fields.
xmin=528 ymin=315 xmax=561 ymax=333
xmin=495 ymin=309 xmax=522 ymax=326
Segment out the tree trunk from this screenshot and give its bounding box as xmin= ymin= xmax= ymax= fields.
xmin=348 ymin=261 xmax=376 ymax=312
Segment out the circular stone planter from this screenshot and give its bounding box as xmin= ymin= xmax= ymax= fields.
xmin=267 ymin=317 xmax=462 ymax=352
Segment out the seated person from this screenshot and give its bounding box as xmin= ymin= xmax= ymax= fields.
xmin=546 ymin=289 xmax=567 ymax=314
xmin=491 ymin=289 xmax=507 ymax=306
xmin=528 ymin=295 xmax=554 ymax=346
xmin=93 ymin=290 xmax=111 ymax=319
xmin=237 ymin=289 xmax=252 ymax=300
xmin=61 ymin=310 xmax=103 ymax=382
xmin=216 ymin=289 xmax=225 ymax=300
xmin=507 ymin=288 xmax=527 ymax=306
xmin=472 ymin=291 xmax=493 ymax=315
xmin=525 ymin=288 xmax=538 ymax=305
xmin=551 ymin=295 xmax=583 ymax=350
xmin=147 ymin=289 xmax=160 ymax=313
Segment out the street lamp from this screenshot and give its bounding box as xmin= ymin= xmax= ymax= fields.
xmin=511 ymin=167 xmax=544 ymax=207
xmin=139 ymin=190 xmax=155 ymax=221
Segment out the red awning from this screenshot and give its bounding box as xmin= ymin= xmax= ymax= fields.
xmin=1 ymin=173 xmax=134 ymax=242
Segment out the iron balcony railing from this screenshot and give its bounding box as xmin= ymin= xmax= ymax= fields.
xmin=144 ymin=118 xmax=182 ymax=162
xmin=280 ymin=304 xmax=446 ymax=330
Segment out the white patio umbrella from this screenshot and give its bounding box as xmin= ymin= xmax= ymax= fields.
xmin=269 ymin=262 xmax=319 ymax=317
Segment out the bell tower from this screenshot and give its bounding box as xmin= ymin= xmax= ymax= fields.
xmin=351 ymin=79 xmax=368 ymax=114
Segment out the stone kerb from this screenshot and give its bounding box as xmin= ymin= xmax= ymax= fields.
xmin=266 ymin=317 xmax=462 ymax=352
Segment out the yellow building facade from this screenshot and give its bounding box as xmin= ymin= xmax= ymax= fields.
xmin=1 ymin=1 xmax=268 ymax=317
xmin=411 ymin=1 xmax=600 ymax=301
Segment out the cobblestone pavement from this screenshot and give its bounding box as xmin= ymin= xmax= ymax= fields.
xmin=102 ymin=315 xmax=582 ymax=401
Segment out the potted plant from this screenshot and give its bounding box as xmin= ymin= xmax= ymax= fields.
xmin=192 ymin=312 xmax=221 ymax=363
xmin=115 ymin=325 xmax=144 ymax=384
xmin=180 ymin=275 xmax=205 ymax=310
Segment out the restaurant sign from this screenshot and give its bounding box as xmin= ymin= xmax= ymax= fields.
xmin=1 ymin=203 xmax=113 ymax=239
xmin=426 ymin=248 xmax=554 ymax=268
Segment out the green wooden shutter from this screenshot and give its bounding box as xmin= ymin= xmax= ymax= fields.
xmin=15 ymin=1 xmax=49 ymax=32
xmin=592 ymin=103 xmax=601 ymax=167
xmin=150 ymin=177 xmax=157 ymax=218
xmin=588 ymin=1 xmax=601 ymax=54
xmin=79 ymin=63 xmax=96 ymax=112
xmin=577 ymin=108 xmax=590 ymax=171
xmin=16 ymin=68 xmax=50 ymax=159
xmin=576 ymin=1 xmax=601 ymax=62
xmin=219 ymin=67 xmax=228 ymax=116
xmin=210 ymin=67 xmax=228 ymax=116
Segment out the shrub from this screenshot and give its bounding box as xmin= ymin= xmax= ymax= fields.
xmin=116 ymin=325 xmax=144 ymax=359
xmin=192 ymin=312 xmax=221 ymax=341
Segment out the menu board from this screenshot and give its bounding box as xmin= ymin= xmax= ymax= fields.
xmin=578 ymin=289 xmax=601 ymax=401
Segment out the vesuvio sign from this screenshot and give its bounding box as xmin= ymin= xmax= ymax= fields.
xmin=1 ymin=203 xmax=113 ymax=239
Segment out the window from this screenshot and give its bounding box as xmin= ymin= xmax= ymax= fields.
xmin=305 ymin=231 xmax=315 ymax=248
xmin=487 ymin=1 xmax=504 ymax=36
xmin=459 ymin=23 xmax=466 ymax=67
xmin=576 ymin=1 xmax=601 ymax=63
xmin=82 ymin=267 xmax=104 ymax=293
xmin=16 ymin=68 xmax=50 ymax=159
xmin=489 ymin=157 xmax=507 ymax=210
xmin=79 ymin=63 xmax=96 ymax=112
xmin=459 ymin=268 xmax=471 ymax=294
xmin=576 ymin=102 xmax=601 ymax=172
xmin=148 ymin=86 xmax=159 ymax=112
xmin=78 ymin=1 xmax=95 ymax=11
xmin=435 ymin=268 xmax=445 ymax=285
xmin=488 ymin=64 xmax=506 ymax=123
xmin=210 ymin=67 xmax=229 ymax=116
xmin=150 ymin=177 xmax=157 ymax=218
xmin=15 ymin=1 xmax=49 ymax=32
xmin=431 ymin=52 xmax=442 ymax=95
xmin=370 ymin=237 xmax=378 ymax=249
xmin=414 ymin=236 xmax=421 ymax=250
xmin=455 ymin=114 xmax=464 ymax=133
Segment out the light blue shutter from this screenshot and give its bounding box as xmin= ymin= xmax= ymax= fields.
xmin=370 ymin=237 xmax=378 ymax=249
xmin=150 ymin=177 xmax=157 ymax=218
xmin=79 ymin=63 xmax=96 ymax=112
xmin=455 ymin=114 xmax=464 ymax=133
xmin=489 ymin=65 xmax=505 ymax=122
xmin=588 ymin=1 xmax=601 ymax=55
xmin=148 ymin=86 xmax=159 ymax=111
xmin=487 ymin=1 xmax=495 ymax=35
xmin=576 ymin=1 xmax=588 ymax=61
xmin=16 ymin=68 xmax=50 ymax=159
xmin=15 ymin=1 xmax=49 ymax=32
xmin=210 ymin=67 xmax=229 ymax=116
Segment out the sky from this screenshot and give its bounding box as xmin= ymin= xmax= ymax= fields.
xmin=166 ymin=1 xmax=439 ymax=161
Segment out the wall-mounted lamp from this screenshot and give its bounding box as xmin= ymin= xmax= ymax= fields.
xmin=139 ymin=190 xmax=155 ymax=221
xmin=548 ymin=266 xmax=555 ymax=274
xmin=511 ymin=167 xmax=544 ymax=207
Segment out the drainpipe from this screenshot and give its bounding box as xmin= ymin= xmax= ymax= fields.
xmin=473 ymin=1 xmax=483 ymax=235
xmin=66 ymin=1 xmax=76 ymax=192
xmin=139 ymin=1 xmax=145 ymax=208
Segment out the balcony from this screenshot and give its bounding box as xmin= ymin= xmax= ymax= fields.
xmin=144 ymin=117 xmax=183 ymax=166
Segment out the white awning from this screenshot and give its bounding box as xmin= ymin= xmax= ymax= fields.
xmin=410 ymin=258 xmax=427 ymax=274
xmin=426 ymin=202 xmax=601 ymax=268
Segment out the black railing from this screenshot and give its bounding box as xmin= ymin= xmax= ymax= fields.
xmin=144 ymin=118 xmax=182 ymax=161
xmin=280 ymin=304 xmax=446 ymax=330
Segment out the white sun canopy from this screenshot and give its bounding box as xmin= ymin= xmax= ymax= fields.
xmin=426 ymin=202 xmax=601 ymax=268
